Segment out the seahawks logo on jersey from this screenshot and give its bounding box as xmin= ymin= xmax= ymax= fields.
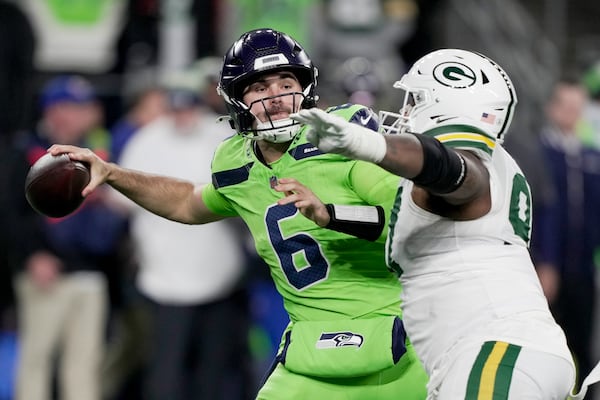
xmin=315 ymin=332 xmax=364 ymax=349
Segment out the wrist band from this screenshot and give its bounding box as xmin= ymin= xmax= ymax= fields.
xmin=325 ymin=204 xmax=385 ymax=242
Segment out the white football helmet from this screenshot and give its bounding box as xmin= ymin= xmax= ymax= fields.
xmin=379 ymin=49 xmax=517 ymax=143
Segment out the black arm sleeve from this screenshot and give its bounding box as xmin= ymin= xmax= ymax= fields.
xmin=411 ymin=133 xmax=467 ymax=194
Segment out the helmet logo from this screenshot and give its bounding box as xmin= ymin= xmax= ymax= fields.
xmin=254 ymin=53 xmax=290 ymax=69
xmin=433 ymin=62 xmax=476 ymax=88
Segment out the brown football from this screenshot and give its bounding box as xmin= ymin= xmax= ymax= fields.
xmin=24 ymin=153 xmax=91 ymax=218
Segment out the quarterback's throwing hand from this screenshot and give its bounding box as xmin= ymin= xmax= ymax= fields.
xmin=291 ymin=108 xmax=387 ymax=163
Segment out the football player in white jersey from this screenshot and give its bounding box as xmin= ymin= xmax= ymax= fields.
xmin=291 ymin=49 xmax=600 ymax=399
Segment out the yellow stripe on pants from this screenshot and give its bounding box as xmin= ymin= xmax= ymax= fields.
xmin=478 ymin=342 xmax=509 ymax=399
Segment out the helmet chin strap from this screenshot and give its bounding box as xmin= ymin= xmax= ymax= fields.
xmin=255 ymin=118 xmax=300 ymax=143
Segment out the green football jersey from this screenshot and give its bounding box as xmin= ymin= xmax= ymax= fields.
xmin=203 ymin=104 xmax=402 ymax=322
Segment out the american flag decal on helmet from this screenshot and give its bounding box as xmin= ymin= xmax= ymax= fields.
xmin=481 ymin=112 xmax=496 ymax=124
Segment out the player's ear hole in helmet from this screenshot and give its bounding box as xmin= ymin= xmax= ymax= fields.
xmin=217 ymin=28 xmax=319 ymax=143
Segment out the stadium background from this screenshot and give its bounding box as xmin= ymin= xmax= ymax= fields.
xmin=1 ymin=0 xmax=600 ymax=399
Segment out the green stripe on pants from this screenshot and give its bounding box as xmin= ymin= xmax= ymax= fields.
xmin=465 ymin=341 xmax=522 ymax=400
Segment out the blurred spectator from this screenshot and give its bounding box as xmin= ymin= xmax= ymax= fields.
xmin=110 ymin=65 xmax=252 ymax=400
xmin=110 ymin=56 xmax=225 ymax=165
xmin=13 ymin=75 xmax=129 ymax=400
xmin=0 ymin=139 xmax=35 ymax=400
xmin=537 ymin=77 xmax=600 ymax=390
xmin=191 ymin=56 xmax=227 ymax=115
xmin=110 ymin=82 xmax=167 ymax=163
xmin=582 ymin=61 xmax=600 ymax=398
xmin=0 ymin=1 xmax=35 ymax=139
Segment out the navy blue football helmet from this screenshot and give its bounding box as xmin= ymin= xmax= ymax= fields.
xmin=217 ymin=28 xmax=318 ymax=142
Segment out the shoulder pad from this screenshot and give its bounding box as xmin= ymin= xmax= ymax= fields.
xmin=325 ymin=103 xmax=379 ymax=132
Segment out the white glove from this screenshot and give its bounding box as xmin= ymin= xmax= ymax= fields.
xmin=291 ymin=108 xmax=387 ymax=163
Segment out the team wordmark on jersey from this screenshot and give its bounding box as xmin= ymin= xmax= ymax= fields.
xmin=289 ymin=143 xmax=323 ymax=160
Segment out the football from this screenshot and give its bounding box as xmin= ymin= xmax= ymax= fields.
xmin=25 ymin=153 xmax=91 ymax=218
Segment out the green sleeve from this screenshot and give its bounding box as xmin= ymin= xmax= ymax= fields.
xmin=348 ymin=160 xmax=400 ymax=212
xmin=201 ymin=183 xmax=239 ymax=217
xmin=346 ymin=160 xmax=401 ymax=240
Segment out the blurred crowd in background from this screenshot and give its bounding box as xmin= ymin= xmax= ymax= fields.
xmin=1 ymin=0 xmax=600 ymax=399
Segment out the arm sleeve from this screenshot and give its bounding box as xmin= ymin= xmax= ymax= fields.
xmin=349 ymin=160 xmax=401 ymax=212
xmin=347 ymin=160 xmax=401 ymax=241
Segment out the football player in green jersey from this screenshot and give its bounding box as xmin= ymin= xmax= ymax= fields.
xmin=48 ymin=28 xmax=427 ymax=399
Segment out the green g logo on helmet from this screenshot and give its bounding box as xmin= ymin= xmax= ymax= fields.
xmin=433 ymin=62 xmax=477 ymax=88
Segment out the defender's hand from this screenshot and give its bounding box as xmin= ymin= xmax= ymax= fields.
xmin=291 ymin=108 xmax=387 ymax=163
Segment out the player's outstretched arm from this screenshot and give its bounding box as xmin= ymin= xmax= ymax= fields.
xmin=291 ymin=109 xmax=489 ymax=209
xmin=291 ymin=109 xmax=388 ymax=163
xmin=47 ymin=144 xmax=224 ymax=224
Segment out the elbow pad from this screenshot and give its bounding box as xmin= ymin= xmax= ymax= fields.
xmin=411 ymin=133 xmax=467 ymax=194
